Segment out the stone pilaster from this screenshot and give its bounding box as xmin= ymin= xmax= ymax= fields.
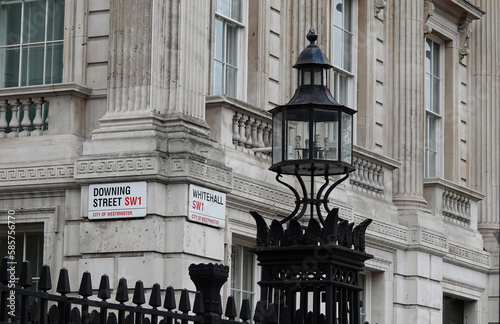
xmin=387 ymin=0 xmax=428 ymax=209
xmin=469 ymin=0 xmax=500 ymax=238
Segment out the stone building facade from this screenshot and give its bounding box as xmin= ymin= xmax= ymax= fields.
xmin=0 ymin=0 xmax=498 ymax=323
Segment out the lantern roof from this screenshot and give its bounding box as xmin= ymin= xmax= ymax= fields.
xmin=293 ymin=28 xmax=333 ymax=69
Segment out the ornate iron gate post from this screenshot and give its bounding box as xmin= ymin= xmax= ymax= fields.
xmin=250 ymin=210 xmax=372 ymax=324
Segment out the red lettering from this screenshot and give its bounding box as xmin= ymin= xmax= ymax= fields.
xmin=192 ymin=200 xmax=204 ymax=211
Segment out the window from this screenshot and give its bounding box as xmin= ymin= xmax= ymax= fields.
xmin=231 ymin=244 xmax=256 ymax=318
xmin=0 ymin=0 xmax=65 ymax=88
xmin=0 ymin=227 xmax=44 ymax=287
xmin=424 ymin=37 xmax=443 ymax=178
xmin=331 ymin=0 xmax=354 ymax=105
xmin=214 ymin=0 xmax=246 ymax=99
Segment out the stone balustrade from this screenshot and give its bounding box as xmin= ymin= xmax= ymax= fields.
xmin=350 ymin=146 xmax=401 ymax=200
xmin=0 ymin=97 xmax=48 ymax=138
xmin=206 ymin=96 xmax=272 ymax=158
xmin=424 ymin=178 xmax=484 ymax=229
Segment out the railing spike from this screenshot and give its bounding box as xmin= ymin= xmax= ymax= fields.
xmin=239 ymin=299 xmax=251 ymax=322
xmin=98 ymin=274 xmax=111 ymax=300
xmin=19 ymin=260 xmax=33 ymax=288
xmin=132 ymin=280 xmax=145 ymax=306
xmin=70 ymin=307 xmax=81 ymax=324
xmin=78 ymin=271 xmax=92 ymax=297
xmin=253 ymin=300 xmax=266 ymax=322
xmin=178 ymin=289 xmax=191 ymax=312
xmin=48 ymin=304 xmax=59 ymax=323
xmin=193 ymin=291 xmax=205 ymax=315
xmin=149 ymin=283 xmax=162 ymax=308
xmin=163 ymin=286 xmax=176 ymax=310
xmin=56 ymin=268 xmax=71 ymax=295
xmin=115 ymin=277 xmax=129 ymax=303
xmin=107 ymin=313 xmax=118 ymax=324
xmin=224 ymin=296 xmax=237 ymax=319
xmin=39 ymin=264 xmax=52 ymax=291
xmin=0 ymin=257 xmax=8 ymax=284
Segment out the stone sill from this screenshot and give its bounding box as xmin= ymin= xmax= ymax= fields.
xmin=0 ymin=83 xmax=92 ymax=100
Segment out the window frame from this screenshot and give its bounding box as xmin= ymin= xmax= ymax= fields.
xmin=424 ymin=35 xmax=445 ymax=178
xmin=0 ymin=0 xmax=65 ymax=88
xmin=213 ymin=0 xmax=248 ymax=101
xmin=330 ymin=0 xmax=357 ymax=108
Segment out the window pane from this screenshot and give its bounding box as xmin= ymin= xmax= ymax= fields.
xmin=425 ymin=39 xmax=431 ymax=73
xmin=25 ymin=232 xmax=43 ymax=277
xmin=426 ymin=114 xmax=437 ymax=151
xmin=231 ymin=0 xmax=241 ymax=22
xmin=343 ymin=0 xmax=352 ymax=31
xmin=47 ymin=0 xmax=65 ymax=41
xmin=432 ymin=41 xmax=440 ymax=76
xmin=333 ymin=0 xmax=343 ymax=27
xmin=213 ymin=61 xmax=223 ymax=95
xmin=45 ymin=41 xmax=63 ymax=84
xmin=425 ymin=73 xmax=431 ymax=111
xmin=0 ymin=1 xmax=22 ymax=46
xmin=0 ymin=47 xmax=20 ymax=87
xmin=226 ymin=65 xmax=237 ymax=97
xmin=21 ymin=44 xmax=45 ymax=86
xmin=216 ymin=0 xmax=231 ymax=18
xmin=214 ymin=19 xmax=224 ymax=61
xmin=23 ymin=0 xmax=47 ymax=44
xmin=432 ymin=77 xmax=440 ymax=114
xmin=332 ymin=26 xmax=342 ymax=68
xmin=226 ymin=24 xmax=238 ymax=66
xmin=343 ymin=31 xmax=352 ymax=71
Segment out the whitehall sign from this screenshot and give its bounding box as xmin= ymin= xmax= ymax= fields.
xmin=188 ymin=184 xmax=226 ymax=228
xmin=88 ymin=182 xmax=147 ymax=219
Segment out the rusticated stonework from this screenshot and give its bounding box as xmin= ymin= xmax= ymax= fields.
xmin=0 ymin=165 xmax=74 ymax=183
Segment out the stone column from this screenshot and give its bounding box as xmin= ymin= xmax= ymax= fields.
xmin=469 ymin=0 xmax=500 ymax=239
xmin=387 ymin=0 xmax=427 ymax=209
xmin=105 ymin=0 xmax=210 ymax=122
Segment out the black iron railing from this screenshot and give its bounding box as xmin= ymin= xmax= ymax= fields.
xmin=0 ymin=258 xmax=251 ymax=324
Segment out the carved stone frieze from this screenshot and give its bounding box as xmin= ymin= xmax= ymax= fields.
xmin=449 ymin=244 xmax=490 ymax=266
xmin=423 ymin=0 xmax=435 ymax=34
xmin=76 ymin=157 xmax=156 ymax=177
xmin=458 ymin=15 xmax=472 ymax=62
xmin=355 ymin=215 xmax=408 ymax=243
xmin=0 ymin=165 xmax=74 ymax=183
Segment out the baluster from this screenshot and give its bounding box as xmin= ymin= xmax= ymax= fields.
xmin=442 ymin=191 xmax=450 ymax=216
xmin=256 ymin=120 xmax=265 ymax=148
xmin=350 ymin=157 xmax=359 ymax=185
xmin=238 ymin=114 xmax=247 ymax=147
xmin=7 ymin=100 xmax=20 ymax=137
xmin=32 ymin=98 xmax=44 ymax=135
xmin=243 ymin=116 xmax=252 ymax=147
xmin=19 ymin=98 xmax=33 ymax=137
xmin=452 ymin=193 xmax=460 ymax=219
xmin=245 ymin=118 xmax=259 ymax=148
xmin=0 ymin=101 xmax=8 ymax=138
xmin=360 ymin=160 xmax=369 ymax=190
xmin=232 ymin=113 xmax=240 ymax=145
xmin=374 ymin=165 xmax=384 ymax=193
xmin=367 ymin=162 xmax=376 ymax=194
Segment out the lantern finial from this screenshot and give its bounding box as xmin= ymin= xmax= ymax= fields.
xmin=307 ymin=28 xmax=318 ymax=44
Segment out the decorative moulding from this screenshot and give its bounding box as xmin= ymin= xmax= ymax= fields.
xmin=374 ymin=0 xmax=386 ymax=18
xmin=458 ymin=15 xmax=472 ymax=62
xmin=423 ymin=0 xmax=435 ymax=34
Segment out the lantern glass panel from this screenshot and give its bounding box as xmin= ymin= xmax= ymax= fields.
xmin=313 ymin=109 xmax=339 ymax=161
xmin=286 ymin=108 xmax=310 ymax=161
xmin=272 ymin=110 xmax=283 ymax=165
xmin=340 ymin=111 xmax=353 ymax=164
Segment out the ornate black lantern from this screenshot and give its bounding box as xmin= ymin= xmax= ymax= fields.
xmin=270 ymin=29 xmax=356 ymax=177
xmin=269 ymin=28 xmax=356 ymax=225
